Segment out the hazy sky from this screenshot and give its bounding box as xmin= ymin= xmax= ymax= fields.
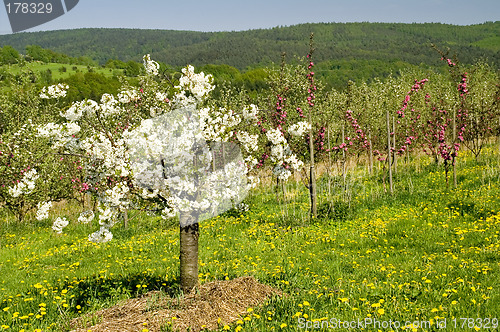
xmin=1 ymin=0 xmax=499 ymax=35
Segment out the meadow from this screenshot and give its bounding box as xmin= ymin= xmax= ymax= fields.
xmin=3 ymin=62 xmax=122 ymax=80
xmin=0 ymin=143 xmax=499 ymax=331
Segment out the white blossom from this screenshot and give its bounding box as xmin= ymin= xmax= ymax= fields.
xmin=104 ymin=182 xmax=130 ymax=209
xmin=117 ymin=89 xmax=139 ymax=103
xmin=80 ymin=134 xmax=130 ymax=177
xmin=40 ymin=83 xmax=69 ymax=99
xmin=100 ymin=94 xmax=123 ymax=116
xmin=128 ymin=106 xmax=248 ymax=227
xmin=242 ymin=104 xmax=259 ymax=120
xmin=266 ymin=128 xmax=286 ymax=145
xmin=270 ymin=144 xmax=284 ymax=162
xmin=199 ymin=107 xmax=241 ymax=142
xmin=61 ymin=99 xmax=99 ymax=121
xmin=177 ymin=65 xmax=214 ymax=100
xmin=88 ymin=227 xmax=113 ymax=243
xmin=37 ymin=122 xmax=80 ymax=149
xmin=155 ymin=91 xmax=169 ymax=102
xmin=78 ymin=210 xmax=95 ymax=224
xmin=143 ymin=54 xmax=160 ymax=76
xmin=52 ymin=217 xmax=69 ymax=234
xmin=273 ymin=164 xmax=292 ymax=181
xmin=244 ymin=155 xmax=258 ymax=169
xmin=247 ymin=175 xmax=260 ymax=188
xmin=285 ymin=153 xmax=304 ymax=171
xmin=36 ymin=201 xmax=52 ymax=220
xmin=288 ymin=121 xmax=311 ymax=137
xmin=236 ymin=131 xmax=258 ymax=153
xmin=8 ymin=168 xmax=39 ymax=197
xmin=97 ymin=203 xmax=119 ymax=228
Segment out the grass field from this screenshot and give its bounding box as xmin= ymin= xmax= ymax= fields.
xmin=0 ymin=146 xmax=499 ymax=331
xmin=2 ymin=62 xmax=123 ymax=80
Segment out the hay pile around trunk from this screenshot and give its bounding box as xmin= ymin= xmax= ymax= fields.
xmin=70 ymin=276 xmax=281 ymax=332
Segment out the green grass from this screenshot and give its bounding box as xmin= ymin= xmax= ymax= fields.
xmin=0 ymin=146 xmax=499 ymax=331
xmin=2 ymin=62 xmax=123 ymax=80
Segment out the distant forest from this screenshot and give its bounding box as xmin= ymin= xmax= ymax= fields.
xmin=0 ymin=21 xmax=499 ymax=88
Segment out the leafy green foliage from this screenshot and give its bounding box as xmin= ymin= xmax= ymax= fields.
xmin=60 ymin=72 xmax=121 ymax=101
xmin=25 ymin=45 xmax=95 ymax=66
xmin=0 ymin=45 xmax=20 ymax=65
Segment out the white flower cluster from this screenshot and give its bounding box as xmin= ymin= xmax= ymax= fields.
xmin=97 ymin=203 xmax=119 ymax=227
xmin=199 ymin=107 xmax=241 ymax=142
xmin=37 ymin=122 xmax=81 ymax=149
xmin=8 ymin=169 xmax=39 ymax=197
xmin=236 ymin=202 xmax=249 ymax=212
xmin=143 ymin=54 xmax=160 ymax=76
xmin=128 ymin=107 xmax=249 ymax=227
xmin=88 ymin=227 xmax=113 ymax=243
xmin=149 ymin=106 xmax=164 ymax=118
xmin=266 ymin=128 xmax=286 ymax=145
xmin=40 ymin=83 xmax=69 ymax=99
xmin=177 ymin=65 xmax=214 ymax=101
xmin=236 ymin=131 xmax=258 ymax=153
xmin=272 ymin=152 xmax=304 ymax=181
xmin=161 ymin=198 xmax=178 ymax=219
xmin=100 ymin=94 xmax=123 ymax=116
xmin=266 ymin=127 xmax=304 ymax=181
xmin=155 ymin=91 xmax=169 ymax=102
xmin=245 ymin=155 xmax=258 ymax=168
xmin=78 ymin=210 xmax=94 ymax=224
xmin=270 ymin=144 xmax=284 ymax=162
xmin=242 ymin=104 xmax=259 ymax=120
xmin=81 ymin=134 xmax=130 ymax=178
xmin=117 ymin=89 xmax=140 ymax=104
xmin=52 ymin=217 xmax=69 ymax=234
xmin=60 ymin=95 xmax=124 ymax=122
xmin=36 ymin=201 xmax=52 ymax=220
xmin=61 ymin=99 xmax=99 ymax=122
xmin=247 ymin=175 xmax=260 ymax=188
xmin=288 ymin=121 xmax=311 ymax=137
xmin=86 ymin=203 xmax=118 ymax=243
xmin=104 ymin=182 xmax=130 ymax=209
xmin=273 ymin=164 xmax=291 ymax=181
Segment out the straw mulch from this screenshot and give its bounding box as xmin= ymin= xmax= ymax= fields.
xmin=70 ymin=276 xmax=281 ymax=332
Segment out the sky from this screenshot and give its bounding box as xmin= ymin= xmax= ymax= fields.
xmin=1 ymin=0 xmax=499 ymax=35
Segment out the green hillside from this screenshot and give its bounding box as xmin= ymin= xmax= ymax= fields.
xmin=1 ymin=22 xmax=499 ymax=89
xmin=0 ymin=22 xmax=499 ymax=70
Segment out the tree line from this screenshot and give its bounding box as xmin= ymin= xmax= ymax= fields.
xmin=0 ymin=21 xmax=499 ymax=89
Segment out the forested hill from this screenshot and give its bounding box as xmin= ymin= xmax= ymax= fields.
xmin=1 ymin=21 xmax=499 ymax=71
